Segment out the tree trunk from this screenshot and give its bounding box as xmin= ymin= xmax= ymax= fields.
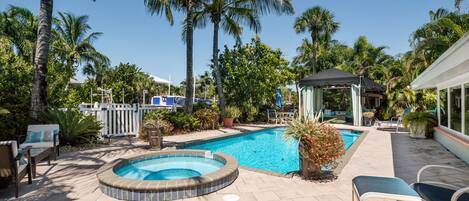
xmin=311 ymin=33 xmax=317 ymax=73
xmin=212 ymin=21 xmax=225 ymax=113
xmin=184 ymin=1 xmax=194 ymax=113
xmin=30 ymin=0 xmax=53 ymax=119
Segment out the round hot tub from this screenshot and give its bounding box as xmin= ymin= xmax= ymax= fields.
xmin=97 ymin=150 xmax=239 ymax=201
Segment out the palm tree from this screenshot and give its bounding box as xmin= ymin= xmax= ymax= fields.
xmin=194 ymin=0 xmax=293 ymax=112
xmin=455 ymin=0 xmax=464 ymax=13
xmin=144 ymin=0 xmax=203 ymax=113
xmin=0 ymin=6 xmax=38 ymax=63
xmin=31 ymin=0 xmax=53 ymax=119
xmin=83 ymin=60 xmax=109 ymax=87
xmin=294 ymin=6 xmax=339 ymax=73
xmin=53 ymin=12 xmax=109 ymax=71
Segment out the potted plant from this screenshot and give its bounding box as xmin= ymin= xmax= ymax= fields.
xmin=222 ymin=106 xmax=241 ymax=128
xmin=362 ymin=112 xmax=375 ymax=126
xmin=403 ymin=112 xmax=437 ymax=138
xmin=285 ymin=114 xmax=345 ymax=179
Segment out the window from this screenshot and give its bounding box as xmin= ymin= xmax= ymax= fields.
xmin=450 ymin=86 xmax=462 ymax=132
xmin=465 ymin=84 xmax=469 ymax=135
xmin=439 ymin=89 xmax=448 ymax=127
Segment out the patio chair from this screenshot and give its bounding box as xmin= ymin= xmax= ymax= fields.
xmin=267 ymin=109 xmax=278 ymax=124
xmin=19 ymin=124 xmax=60 ymax=158
xmin=410 ymin=165 xmax=469 ymax=201
xmin=0 ymin=141 xmax=32 ymax=198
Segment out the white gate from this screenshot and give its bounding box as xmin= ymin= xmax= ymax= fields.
xmin=79 ymin=103 xmax=168 ymax=137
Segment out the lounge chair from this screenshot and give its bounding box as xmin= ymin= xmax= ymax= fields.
xmin=410 ymin=165 xmax=469 ymax=201
xmin=374 ymin=108 xmax=411 ymax=132
xmin=0 ymin=141 xmax=32 ymax=198
xmin=19 ymin=124 xmax=60 ymax=158
xmin=353 ymin=165 xmax=469 ymax=201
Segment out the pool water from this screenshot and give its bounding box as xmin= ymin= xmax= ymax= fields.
xmin=183 ymin=127 xmax=360 ymax=174
xmin=114 ymin=156 xmax=224 ymax=180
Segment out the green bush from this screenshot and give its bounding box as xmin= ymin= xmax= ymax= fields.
xmin=194 ymin=108 xmax=219 ymax=130
xmin=144 ymin=109 xmax=200 ymax=132
xmin=222 ymin=106 xmax=242 ymax=120
xmin=43 ymin=109 xmax=102 ymax=145
xmin=168 ymin=112 xmax=200 ymax=131
xmin=242 ymin=104 xmax=258 ymax=122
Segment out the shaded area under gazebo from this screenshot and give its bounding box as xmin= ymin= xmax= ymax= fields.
xmin=298 ymin=68 xmax=383 ymax=126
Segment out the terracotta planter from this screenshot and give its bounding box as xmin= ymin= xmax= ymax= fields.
xmin=299 ymin=145 xmax=321 ymax=178
xmin=223 ymin=118 xmax=234 ymax=128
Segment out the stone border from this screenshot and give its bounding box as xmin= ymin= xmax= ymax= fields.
xmin=177 ymin=127 xmax=367 ymax=177
xmin=96 ymin=150 xmax=239 ymax=201
xmin=333 ymin=130 xmax=368 ymax=175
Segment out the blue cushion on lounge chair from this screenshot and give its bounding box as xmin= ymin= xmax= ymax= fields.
xmin=413 ymin=183 xmax=469 ymax=201
xmin=25 ymin=131 xmax=44 ymax=143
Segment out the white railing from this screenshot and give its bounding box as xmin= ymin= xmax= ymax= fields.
xmin=79 ymin=103 xmax=170 ymax=137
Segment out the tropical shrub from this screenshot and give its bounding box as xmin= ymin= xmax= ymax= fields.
xmin=194 ymin=109 xmax=219 ymax=130
xmin=222 ymin=106 xmax=242 ymax=120
xmin=167 ymin=112 xmax=200 ymax=131
xmin=144 ymin=110 xmax=200 ymax=132
xmin=285 ymin=116 xmax=345 ymax=179
xmin=242 ymin=104 xmax=258 ymax=122
xmin=43 ymin=109 xmax=102 ymax=145
xmin=403 ymin=112 xmax=437 ymax=138
xmin=140 ymin=118 xmax=174 ymax=140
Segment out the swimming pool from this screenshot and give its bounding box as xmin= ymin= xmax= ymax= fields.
xmin=181 ymin=127 xmax=361 ymax=174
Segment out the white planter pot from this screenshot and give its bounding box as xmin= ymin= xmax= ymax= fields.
xmin=409 ymin=123 xmax=427 ymax=138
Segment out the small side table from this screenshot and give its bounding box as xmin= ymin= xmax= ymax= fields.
xmin=30 ymin=148 xmax=53 ymax=178
xmin=352 ymin=176 xmax=422 ymax=201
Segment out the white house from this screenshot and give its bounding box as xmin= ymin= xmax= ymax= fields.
xmin=411 ymin=32 xmax=469 ymax=164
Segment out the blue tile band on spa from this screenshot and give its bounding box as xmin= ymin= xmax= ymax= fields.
xmin=181 ymin=127 xmax=361 ymax=174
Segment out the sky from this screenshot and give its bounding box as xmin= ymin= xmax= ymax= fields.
xmin=1 ymin=0 xmax=467 ymax=84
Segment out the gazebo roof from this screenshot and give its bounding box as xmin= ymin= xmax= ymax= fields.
xmin=299 ymin=68 xmax=383 ymax=91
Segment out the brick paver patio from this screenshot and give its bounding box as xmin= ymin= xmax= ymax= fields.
xmin=0 ymin=125 xmax=467 ymax=201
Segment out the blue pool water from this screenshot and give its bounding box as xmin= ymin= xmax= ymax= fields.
xmin=183 ymin=127 xmax=360 ymax=174
xmin=114 ymin=156 xmax=224 ymax=180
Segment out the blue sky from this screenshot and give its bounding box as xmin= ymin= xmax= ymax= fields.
xmin=1 ymin=0 xmax=466 ymax=83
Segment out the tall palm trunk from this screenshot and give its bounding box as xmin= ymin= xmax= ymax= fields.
xmin=311 ymin=32 xmax=318 ymax=73
xmin=212 ymin=20 xmax=225 ymax=113
xmin=30 ymin=0 xmax=53 ymax=119
xmin=184 ymin=1 xmax=194 ymax=113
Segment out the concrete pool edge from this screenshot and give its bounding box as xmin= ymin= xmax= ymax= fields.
xmin=96 ymin=150 xmax=239 ymax=200
xmin=333 ymin=130 xmax=369 ymax=175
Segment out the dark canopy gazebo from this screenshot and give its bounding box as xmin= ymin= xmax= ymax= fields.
xmin=298 ymin=68 xmax=383 ymax=126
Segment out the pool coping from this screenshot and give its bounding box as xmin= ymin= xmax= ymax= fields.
xmin=333 ymin=129 xmax=368 ymax=175
xmin=96 ymin=150 xmax=239 ymax=200
xmin=174 ymin=126 xmax=368 ymax=178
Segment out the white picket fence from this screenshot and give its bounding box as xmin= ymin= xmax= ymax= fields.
xmin=79 ymin=103 xmax=169 ymax=137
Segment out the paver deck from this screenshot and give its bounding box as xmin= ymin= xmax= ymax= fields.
xmin=0 ymin=124 xmax=467 ymax=201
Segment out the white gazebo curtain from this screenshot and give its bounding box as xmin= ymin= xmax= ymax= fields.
xmin=351 ymin=84 xmax=362 ymax=126
xmin=302 ymin=87 xmax=323 ymax=120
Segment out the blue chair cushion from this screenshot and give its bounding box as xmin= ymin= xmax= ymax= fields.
xmin=413 ymin=183 xmax=469 ymax=201
xmin=353 ymin=176 xmax=420 ymax=198
xmin=25 ymin=131 xmax=44 ymax=143
xmin=16 ymin=148 xmax=28 ymax=165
